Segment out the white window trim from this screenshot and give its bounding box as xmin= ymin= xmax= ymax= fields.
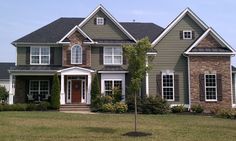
xmin=30 ymin=46 xmax=50 ymax=65
xmin=29 ymin=80 xmax=50 ymax=96
xmin=71 ymin=45 xmax=83 ymax=64
xmin=162 ymin=72 xmax=175 ymax=101
xmin=103 ymin=47 xmax=123 ymax=65
xmin=103 ymin=79 xmax=122 ymax=96
xmin=96 ymin=17 xmax=104 ymax=25
xmin=204 ymin=74 xmax=217 ymax=102
xmin=183 ymin=30 xmax=192 ymax=40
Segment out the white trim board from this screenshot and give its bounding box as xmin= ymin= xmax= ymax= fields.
xmin=151 ymin=8 xmax=208 ymax=47
xmin=78 ymin=4 xmax=137 ymax=42
xmin=184 ymin=28 xmax=236 ymax=55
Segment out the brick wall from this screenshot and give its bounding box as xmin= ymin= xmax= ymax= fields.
xmin=189 ymin=56 xmax=232 ymax=111
xmin=197 ymin=34 xmax=221 ymax=48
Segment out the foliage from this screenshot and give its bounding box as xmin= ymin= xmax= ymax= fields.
xmin=141 ymin=96 xmax=169 ymax=114
xmin=26 ymin=103 xmax=38 ymax=111
xmin=91 ymin=73 xmax=100 ymax=107
xmin=51 ymin=73 xmax=60 ymax=110
xmin=0 ymin=85 xmax=9 ymax=103
xmin=191 ymin=104 xmax=204 ymax=113
xmin=37 ymin=101 xmax=50 ymax=111
xmin=215 ymin=109 xmax=236 ymax=119
xmin=101 ymin=103 xmax=115 ymax=112
xmin=171 ymin=105 xmax=186 ymax=113
xmin=125 ymin=95 xmax=142 ymax=112
xmin=114 ymin=102 xmax=128 ymax=113
xmin=0 ymin=102 xmax=51 ymax=112
xmin=112 ymin=87 xmax=122 ymax=103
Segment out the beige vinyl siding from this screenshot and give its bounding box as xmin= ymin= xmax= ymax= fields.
xmin=149 ymin=14 xmax=205 ymax=104
xmin=17 ymin=47 xmax=27 ymax=65
xmin=81 ymin=10 xmax=129 ymax=40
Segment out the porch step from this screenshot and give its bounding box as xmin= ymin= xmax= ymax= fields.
xmin=60 ymin=104 xmax=91 ymax=112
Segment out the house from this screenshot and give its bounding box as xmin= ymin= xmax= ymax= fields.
xmin=9 ymin=5 xmax=236 ymax=111
xmin=0 ymin=63 xmax=15 ymax=92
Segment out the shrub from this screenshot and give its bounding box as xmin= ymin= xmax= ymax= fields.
xmin=171 ymin=105 xmax=186 ymax=113
xmin=114 ymin=102 xmax=128 ymax=113
xmin=0 ymin=86 xmax=8 ymax=103
xmin=12 ymin=104 xmax=27 ymax=111
xmin=191 ymin=104 xmax=204 ymax=113
xmin=26 ymin=103 xmax=38 ymax=111
xmin=37 ymin=101 xmax=50 ymax=111
xmin=215 ymin=109 xmax=236 ymax=119
xmin=125 ymin=94 xmax=142 ymax=112
xmin=141 ymin=96 xmax=169 ymax=114
xmin=112 ymin=87 xmax=122 ymax=103
xmin=101 ymin=103 xmax=115 ymax=112
xmin=91 ymin=74 xmax=100 ymax=107
xmin=51 ymin=74 xmax=60 ymax=110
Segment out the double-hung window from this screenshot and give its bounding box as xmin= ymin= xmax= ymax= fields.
xmin=205 ymin=74 xmax=217 ymax=101
xmin=96 ymin=17 xmax=104 ymax=25
xmin=104 ymin=80 xmax=122 ymax=96
xmin=162 ymin=73 xmax=174 ymax=101
xmin=71 ymin=45 xmax=82 ymax=64
xmin=30 ymin=47 xmax=50 ymax=65
xmin=183 ymin=30 xmax=192 ymax=39
xmin=29 ymin=80 xmax=49 ymax=101
xmin=104 ymin=47 xmax=122 ymax=65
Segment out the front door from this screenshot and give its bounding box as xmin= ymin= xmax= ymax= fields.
xmin=72 ymin=80 xmax=81 ymax=103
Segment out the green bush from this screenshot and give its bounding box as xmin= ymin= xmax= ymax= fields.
xmin=191 ymin=104 xmax=204 ymax=113
xmin=171 ymin=105 xmax=186 ymax=113
xmin=101 ymin=103 xmax=115 ymax=112
xmin=37 ymin=101 xmax=50 ymax=111
xmin=26 ymin=103 xmax=38 ymax=111
xmin=51 ymin=74 xmax=60 ymax=110
xmin=215 ymin=109 xmax=236 ymax=119
xmin=125 ymin=95 xmax=142 ymax=112
xmin=141 ymin=96 xmax=169 ymax=114
xmin=114 ymin=102 xmax=128 ymax=113
xmin=112 ymin=88 xmax=122 ymax=103
xmin=12 ymin=104 xmax=27 ymax=111
xmin=91 ymin=96 xmax=113 ymax=112
xmin=91 ymin=73 xmax=100 ymax=108
xmin=0 ymin=86 xmax=8 ymax=103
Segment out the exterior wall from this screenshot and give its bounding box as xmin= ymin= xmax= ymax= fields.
xmin=149 ymin=14 xmax=205 ymax=104
xmin=196 ymin=34 xmax=222 ymax=48
xmin=17 ymin=47 xmax=27 ymax=65
xmin=232 ymin=73 xmax=235 ymax=104
xmin=81 ymin=10 xmax=129 ymax=40
xmin=14 ymin=76 xmax=53 ymax=103
xmin=189 ymin=56 xmax=232 ymax=111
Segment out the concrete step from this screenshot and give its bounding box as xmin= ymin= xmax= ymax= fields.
xmin=60 ymin=104 xmax=91 ymax=112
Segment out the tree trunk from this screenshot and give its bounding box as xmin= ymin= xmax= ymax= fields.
xmin=134 ymin=91 xmax=137 ymax=132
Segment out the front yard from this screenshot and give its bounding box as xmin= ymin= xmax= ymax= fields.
xmin=0 ymin=112 xmax=236 ymax=141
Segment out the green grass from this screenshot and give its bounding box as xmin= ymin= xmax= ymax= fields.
xmin=0 ymin=112 xmax=236 ymax=141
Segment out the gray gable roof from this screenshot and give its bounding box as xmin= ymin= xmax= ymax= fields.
xmin=13 ymin=18 xmax=164 ymax=43
xmin=0 ymin=63 xmax=15 ymax=80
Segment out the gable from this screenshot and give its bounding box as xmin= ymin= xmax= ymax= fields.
xmin=196 ymin=34 xmax=222 ymax=48
xmin=80 ymin=6 xmax=135 ymax=41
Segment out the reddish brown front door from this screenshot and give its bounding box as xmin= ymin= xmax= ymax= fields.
xmin=72 ymin=80 xmax=81 ymax=103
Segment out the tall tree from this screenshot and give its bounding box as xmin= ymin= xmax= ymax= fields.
xmin=51 ymin=73 xmax=60 ymax=109
xmin=123 ymin=37 xmax=152 ymax=132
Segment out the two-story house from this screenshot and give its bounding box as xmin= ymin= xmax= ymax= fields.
xmin=9 ymin=5 xmax=236 ymax=111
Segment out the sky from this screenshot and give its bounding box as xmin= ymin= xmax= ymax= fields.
xmin=1 ymin=0 xmax=236 ymax=65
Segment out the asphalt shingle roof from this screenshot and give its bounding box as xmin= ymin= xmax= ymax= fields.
xmin=0 ymin=63 xmax=15 ymax=79
xmin=13 ymin=18 xmax=164 ymax=43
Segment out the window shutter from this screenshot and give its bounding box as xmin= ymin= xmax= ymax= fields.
xmin=156 ymin=74 xmax=162 ymax=97
xmin=94 ymin=18 xmax=97 ymax=25
xmin=82 ymin=48 xmax=86 ymax=65
xmin=26 ymin=47 xmax=30 ymax=65
xmin=199 ymin=74 xmax=205 ymax=101
xmin=179 ymin=31 xmax=183 ymax=40
xmin=174 ymin=74 xmax=179 ymax=101
xmin=99 ymin=47 xmax=103 ymax=65
xmin=123 ymin=55 xmax=127 ymax=65
xmin=66 ymin=49 xmax=71 ymax=65
xmin=192 ymin=31 xmax=195 ymax=40
xmin=50 ymin=47 xmax=54 ymax=65
xmin=25 ymin=79 xmax=29 ymax=100
xmin=217 ymin=74 xmax=223 ymax=101
xmin=104 ymin=18 xmax=106 ymax=25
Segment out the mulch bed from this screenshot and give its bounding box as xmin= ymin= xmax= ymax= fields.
xmin=123 ymin=131 xmax=152 ymax=137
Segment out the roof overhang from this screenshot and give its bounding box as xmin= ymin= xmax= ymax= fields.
xmin=97 ymin=71 xmax=128 ymax=73
xmin=57 ymin=67 xmax=95 ymax=75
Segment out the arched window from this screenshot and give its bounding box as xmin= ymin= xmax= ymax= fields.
xmin=71 ymin=45 xmax=82 ymax=64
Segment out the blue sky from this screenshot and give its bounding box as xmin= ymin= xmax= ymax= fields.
xmin=1 ymin=0 xmax=236 ymax=64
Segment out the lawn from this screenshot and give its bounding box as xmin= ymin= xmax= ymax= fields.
xmin=0 ymin=112 xmax=236 ymax=141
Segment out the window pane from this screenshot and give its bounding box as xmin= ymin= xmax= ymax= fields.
xmin=30 ymin=81 xmax=39 ymax=91
xmin=104 ymin=48 xmax=112 ymax=55
xmin=40 ymin=81 xmax=49 ymax=91
xmin=41 ymin=56 xmax=49 ymax=64
xmin=114 ymin=48 xmax=122 ymax=55
xmin=105 ymin=81 xmax=112 ymax=96
xmin=206 ymin=88 xmax=216 ymax=100
xmin=114 ymin=81 xmax=122 ymax=91
xmin=31 ymin=56 xmax=39 ymax=64
xmin=31 ymin=48 xmax=40 ymax=55
xmin=114 ymin=56 xmax=122 ymax=64
xmin=163 ymin=88 xmax=173 ymax=100
xmin=41 ymin=48 xmax=50 ymax=55
xmin=71 ymin=45 xmax=82 ymax=64
xmin=163 ymin=75 xmax=173 ymax=87
xmin=104 ymin=56 xmax=112 ymax=64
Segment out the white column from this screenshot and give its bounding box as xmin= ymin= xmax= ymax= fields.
xmin=60 ymin=74 xmax=65 ymax=105
xmin=145 ymin=56 xmax=149 ymax=97
xmin=8 ymin=74 xmax=14 ymax=104
xmin=87 ymin=74 xmax=92 ymax=104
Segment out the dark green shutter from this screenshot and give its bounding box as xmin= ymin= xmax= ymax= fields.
xmin=174 ymin=74 xmax=179 ymax=101
xmin=192 ymin=31 xmax=195 ymax=40
xmin=66 ymin=49 xmax=71 ymax=65
xmin=179 ymin=31 xmax=183 ymax=40
xmin=217 ymin=74 xmax=223 ymax=101
xmin=99 ymin=47 xmax=103 ymax=65
xmin=82 ymin=48 xmax=87 ymax=65
xmin=156 ymin=74 xmax=162 ymax=97
xmin=26 ymin=47 xmax=30 ymax=65
xmin=199 ymin=74 xmax=205 ymax=101
xmin=50 ymin=47 xmax=54 ymax=65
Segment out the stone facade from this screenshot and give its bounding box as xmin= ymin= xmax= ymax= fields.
xmin=197 ymin=34 xmax=222 ymax=48
xmin=189 ymin=56 xmax=232 ymax=111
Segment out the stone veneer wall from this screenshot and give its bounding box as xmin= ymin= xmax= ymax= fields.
xmin=189 ymin=56 xmax=232 ymax=111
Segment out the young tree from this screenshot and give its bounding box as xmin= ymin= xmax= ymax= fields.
xmin=0 ymin=85 xmax=8 ymax=103
xmin=51 ymin=73 xmax=60 ymax=109
xmin=123 ymin=37 xmax=152 ymax=132
xmin=91 ymin=73 xmax=100 ymax=107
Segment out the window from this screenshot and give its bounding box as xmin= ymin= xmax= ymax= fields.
xmin=71 ymin=45 xmax=82 ymax=64
xmin=29 ymin=80 xmax=49 ymax=101
xmin=162 ymin=73 xmax=174 ymax=101
xmin=205 ymin=74 xmax=217 ymax=101
xmin=183 ymin=30 xmax=192 ymax=39
xmin=104 ymin=80 xmax=122 ymax=96
xmin=30 ymin=47 xmax=50 ymax=65
xmin=96 ymin=17 xmax=104 ymax=25
xmin=104 ymin=47 xmax=123 ymax=65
